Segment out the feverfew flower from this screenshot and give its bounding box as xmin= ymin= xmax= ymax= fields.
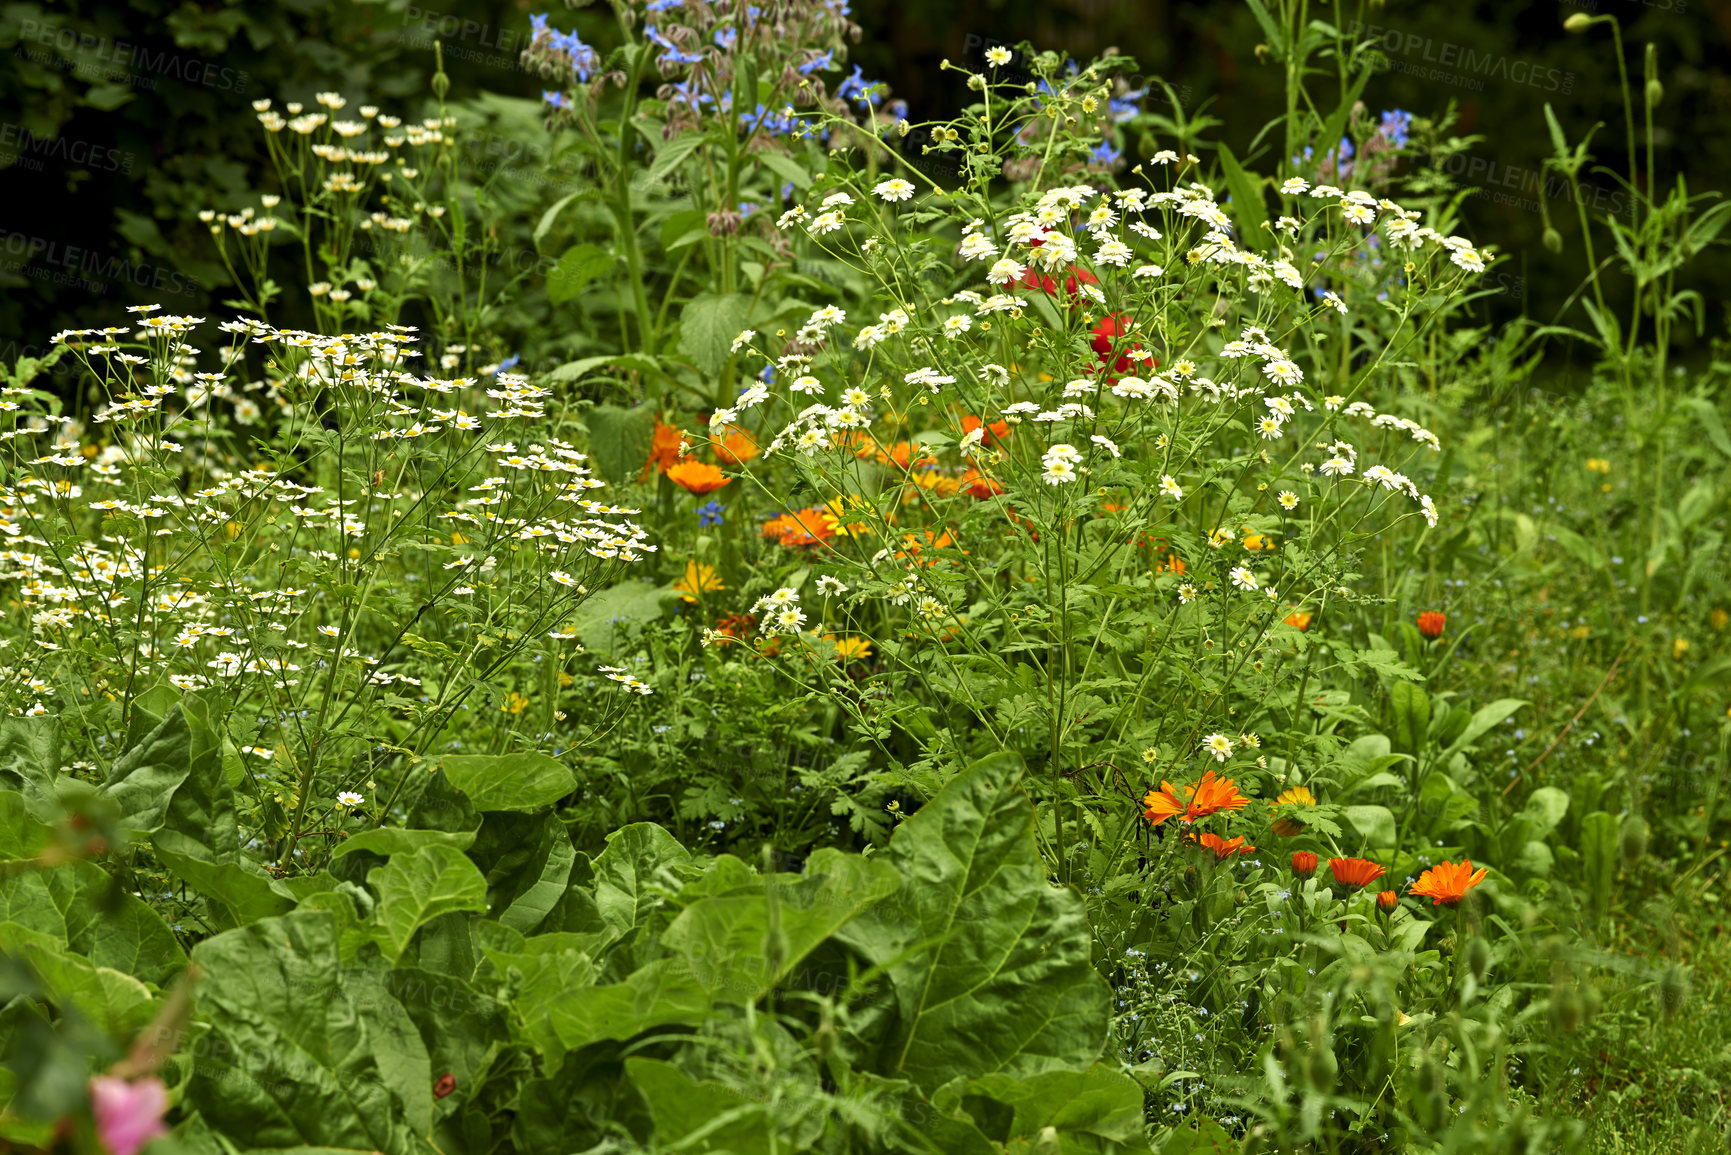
xmin=873 ymin=177 xmax=916 ymax=202
xmin=1229 ymin=566 xmax=1258 ymax=591
xmin=1202 ymin=733 xmax=1235 ymax=761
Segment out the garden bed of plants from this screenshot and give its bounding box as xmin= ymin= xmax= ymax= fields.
xmin=1 ymin=1 xmax=1729 ymax=1152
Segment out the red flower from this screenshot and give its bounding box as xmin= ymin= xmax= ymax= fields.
xmin=1417 ymin=611 xmax=1447 ymax=639
xmin=1193 ymin=832 xmax=1257 ymax=860
xmin=1291 ymin=851 xmax=1318 ymax=879
xmin=1328 ymin=857 xmax=1387 ymax=890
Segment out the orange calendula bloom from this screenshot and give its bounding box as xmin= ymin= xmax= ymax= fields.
xmin=877 ymin=441 xmax=938 ymax=470
xmin=1193 ymin=832 xmax=1257 ymax=860
xmin=666 ymin=460 xmax=730 ymax=495
xmin=1416 ymin=610 xmax=1447 ymax=639
xmin=646 ymin=421 xmax=684 ymax=474
xmin=1409 ymin=859 xmax=1488 ymax=906
xmin=1142 ymin=769 xmax=1249 ymax=826
xmin=762 ymin=507 xmax=837 ymax=548
xmin=672 ymin=560 xmax=725 ymax=603
xmin=1328 ymin=857 xmax=1387 ymax=890
xmin=711 ymin=424 xmax=760 ymax=465
xmin=1376 ymin=889 xmax=1399 ymax=913
xmin=960 ymin=414 xmax=1010 ymax=448
xmin=1284 ymin=611 xmax=1312 ymax=631
xmin=1291 ymin=851 xmax=1318 ymax=878
xmin=960 ymin=467 xmax=1005 ymax=499
xmin=895 ymin=527 xmax=955 ymax=566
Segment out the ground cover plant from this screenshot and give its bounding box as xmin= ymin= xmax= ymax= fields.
xmin=1 ymin=1 xmax=1729 ymax=1152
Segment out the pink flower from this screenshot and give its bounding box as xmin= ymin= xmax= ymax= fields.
xmin=90 ymin=1076 xmax=169 ymax=1155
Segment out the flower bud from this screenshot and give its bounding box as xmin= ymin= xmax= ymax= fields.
xmin=1543 ymin=227 xmax=1563 ymax=254
xmin=1619 ymin=815 xmax=1650 ymax=862
xmin=1291 ymin=851 xmax=1317 ymax=879
xmin=1564 ymin=12 xmax=1595 ymax=31
xmin=1376 ymin=889 xmax=1398 ymax=913
xmin=1646 ymin=78 xmax=1664 ymax=107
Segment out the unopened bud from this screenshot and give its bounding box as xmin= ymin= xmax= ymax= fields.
xmin=1646 ymin=78 xmax=1664 ymax=107
xmin=1543 ymin=227 xmax=1563 ymax=254
xmin=1564 ymin=13 xmax=1595 ymax=31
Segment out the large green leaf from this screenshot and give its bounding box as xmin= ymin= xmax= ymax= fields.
xmin=99 ymin=705 xmax=199 ymax=836
xmin=590 ymin=822 xmax=694 ymax=945
xmin=438 ymin=752 xmax=575 ymax=813
xmin=383 ymin=966 xmax=507 ymax=1117
xmin=1439 ymin=698 xmax=1528 ymax=761
xmin=186 ymin=911 xmax=439 ymax=1155
xmin=952 ymin=1065 xmax=1151 ymax=1152
xmin=584 ymin=403 xmax=658 ymax=488
xmin=661 ymin=849 xmax=899 ymax=1002
xmin=483 ymin=933 xmax=600 ymax=1061
xmin=546 ymin=242 xmax=614 ymax=305
xmin=150 ymin=696 xmax=291 ymax=929
xmin=0 ymin=859 xmax=185 ymax=985
xmin=1217 ymin=142 xmax=1270 ymax=248
xmin=0 ymin=717 xmax=60 ymax=821
xmin=835 ymin=752 xmax=1111 ymax=1090
xmin=626 ymin=1058 xmax=776 ymax=1152
xmin=677 ymin=291 xmax=752 ymax=377
xmin=368 ymin=845 xmax=489 ymax=960
xmin=467 ymin=812 xmax=577 ymax=935
xmin=0 ymin=789 xmax=50 ymax=859
xmin=331 ymin=828 xmax=478 ymax=860
xmin=20 ymin=941 xmax=158 ymax=1040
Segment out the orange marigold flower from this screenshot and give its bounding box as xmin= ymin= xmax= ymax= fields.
xmin=646 ymin=420 xmax=684 ymax=475
xmin=961 ymin=414 xmax=1010 ymax=448
xmin=1376 ymin=889 xmax=1399 ymax=913
xmin=1284 ymin=611 xmax=1312 ymax=631
xmin=666 ymin=460 xmax=731 ymax=495
xmin=711 ymin=424 xmax=760 ymax=465
xmin=1417 ymin=610 xmax=1447 ymax=639
xmin=960 ymin=467 xmax=1005 ymax=499
xmin=895 ymin=527 xmax=955 ymax=566
xmin=1142 ymin=769 xmax=1249 ymax=826
xmin=877 ymin=441 xmax=938 ymax=470
xmin=1291 ymin=851 xmax=1318 ymax=878
xmin=1193 ymin=832 xmax=1257 ymax=860
xmin=1328 ymin=857 xmax=1387 ymax=890
xmin=1409 ymin=859 xmax=1488 ymax=906
xmin=714 ymin=612 xmax=755 ymax=638
xmin=762 ymin=507 xmax=837 ymax=548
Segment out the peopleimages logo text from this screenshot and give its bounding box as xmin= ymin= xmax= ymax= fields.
xmin=0 ymin=124 xmax=134 ymax=173
xmin=0 ymin=232 xmax=201 ymax=296
xmin=1350 ymin=22 xmax=1574 ymax=94
xmin=16 ymin=20 xmax=250 ymax=93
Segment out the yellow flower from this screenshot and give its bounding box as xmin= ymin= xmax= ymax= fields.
xmin=827 ymin=635 xmax=873 ymax=662
xmin=1673 ymin=637 xmax=1690 ymax=660
xmin=502 ymin=691 xmax=529 ymax=715
xmin=1711 ymin=608 xmax=1728 ymax=630
xmin=672 ymin=559 xmax=725 ymax=603
xmin=1586 ymin=457 xmax=1611 ymax=474
xmin=825 ymin=494 xmax=875 ymax=538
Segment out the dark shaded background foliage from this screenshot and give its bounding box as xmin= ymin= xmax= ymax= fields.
xmin=4 ymin=0 xmax=1731 ymax=359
